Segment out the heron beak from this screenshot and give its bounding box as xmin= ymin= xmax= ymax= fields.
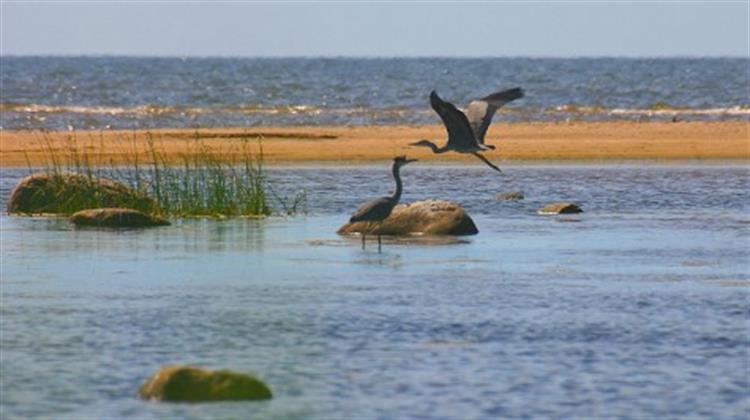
xmin=406 ymin=158 xmax=418 ymax=164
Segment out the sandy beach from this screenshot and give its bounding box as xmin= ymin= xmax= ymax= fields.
xmin=0 ymin=121 xmax=747 ymax=166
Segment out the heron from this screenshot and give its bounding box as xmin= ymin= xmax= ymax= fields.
xmin=410 ymin=88 xmax=524 ymax=173
xmin=349 ymin=155 xmax=417 ymax=252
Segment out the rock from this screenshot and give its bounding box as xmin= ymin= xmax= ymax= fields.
xmin=7 ymin=172 xmax=155 ymax=215
xmin=497 ymin=191 xmax=524 ymax=201
xmin=338 ymin=199 xmax=478 ymax=236
xmin=70 ymin=208 xmax=170 ymax=228
xmin=538 ymin=202 xmax=583 ymax=214
xmin=138 ymin=366 xmax=272 ymax=402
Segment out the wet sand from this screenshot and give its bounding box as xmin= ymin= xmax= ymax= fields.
xmin=0 ymin=121 xmax=747 ymax=166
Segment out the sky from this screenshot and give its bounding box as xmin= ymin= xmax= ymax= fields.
xmin=1 ymin=1 xmax=748 ymax=57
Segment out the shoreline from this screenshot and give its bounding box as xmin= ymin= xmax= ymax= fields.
xmin=0 ymin=121 xmax=747 ymax=167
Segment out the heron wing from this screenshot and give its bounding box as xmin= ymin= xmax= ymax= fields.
xmin=430 ymin=90 xmax=480 ymax=150
xmin=465 ymin=87 xmax=524 ymax=143
xmin=350 ymin=197 xmax=396 ymax=223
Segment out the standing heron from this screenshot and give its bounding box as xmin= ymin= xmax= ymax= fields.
xmin=410 ymin=88 xmax=524 ymax=173
xmin=349 ymin=155 xmax=417 ymax=252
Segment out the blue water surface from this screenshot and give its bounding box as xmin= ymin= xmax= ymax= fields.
xmin=1 ymin=57 xmax=748 ymax=129
xmin=1 ymin=164 xmax=749 ymax=419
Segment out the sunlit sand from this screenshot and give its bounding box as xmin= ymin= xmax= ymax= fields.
xmin=1 ymin=121 xmax=747 ymax=167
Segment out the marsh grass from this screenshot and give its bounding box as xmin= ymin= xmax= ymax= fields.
xmin=142 ymin=133 xmax=271 ymax=216
xmin=26 ymin=131 xmax=305 ymax=217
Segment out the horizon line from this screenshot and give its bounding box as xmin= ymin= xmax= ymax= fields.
xmin=2 ymin=53 xmax=747 ymax=59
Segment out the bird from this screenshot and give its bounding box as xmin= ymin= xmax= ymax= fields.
xmin=410 ymin=88 xmax=524 ymax=173
xmin=349 ymin=155 xmax=417 ymax=252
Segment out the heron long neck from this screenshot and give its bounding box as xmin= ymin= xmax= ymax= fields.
xmin=418 ymin=140 xmax=448 ymax=154
xmin=391 ymin=163 xmax=403 ymax=202
xmin=431 ymin=141 xmax=449 ymax=154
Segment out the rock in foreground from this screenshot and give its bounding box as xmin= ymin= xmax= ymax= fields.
xmin=7 ymin=172 xmax=155 ymax=215
xmin=538 ymin=202 xmax=583 ymax=215
xmin=70 ymin=208 xmax=170 ymax=228
xmin=138 ymin=366 xmax=272 ymax=402
xmin=338 ymin=199 xmax=478 ymax=236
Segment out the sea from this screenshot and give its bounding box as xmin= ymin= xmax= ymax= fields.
xmin=1 ymin=57 xmax=749 ymax=419
xmin=1 ymin=56 xmax=748 ymax=130
xmin=2 ymin=164 xmax=750 ymax=419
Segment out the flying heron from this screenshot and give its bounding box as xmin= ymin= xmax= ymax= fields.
xmin=410 ymin=88 xmax=524 ymax=173
xmin=349 ymin=155 xmax=417 ymax=252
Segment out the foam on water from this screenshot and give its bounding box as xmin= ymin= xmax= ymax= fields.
xmin=3 ymin=103 xmax=748 ymax=117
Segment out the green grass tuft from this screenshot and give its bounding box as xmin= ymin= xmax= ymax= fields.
xmin=27 ymin=131 xmax=296 ymax=217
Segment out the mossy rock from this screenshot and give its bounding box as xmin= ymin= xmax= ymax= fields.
xmin=138 ymin=366 xmax=272 ymax=402
xmin=7 ymin=172 xmax=155 ymax=215
xmin=538 ymin=202 xmax=583 ymax=215
xmin=497 ymin=191 xmax=524 ymax=201
xmin=338 ymin=199 xmax=478 ymax=236
xmin=70 ymin=208 xmax=170 ymax=228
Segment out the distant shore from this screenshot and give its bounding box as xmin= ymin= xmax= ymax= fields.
xmin=0 ymin=121 xmax=747 ymax=167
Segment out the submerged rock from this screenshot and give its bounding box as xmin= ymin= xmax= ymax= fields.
xmin=138 ymin=366 xmax=272 ymax=402
xmin=538 ymin=202 xmax=583 ymax=215
xmin=338 ymin=199 xmax=478 ymax=236
xmin=497 ymin=191 xmax=524 ymax=201
xmin=70 ymin=208 xmax=170 ymax=228
xmin=7 ymin=172 xmax=155 ymax=215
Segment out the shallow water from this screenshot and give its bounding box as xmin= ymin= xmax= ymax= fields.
xmin=1 ymin=164 xmax=749 ymax=419
xmin=1 ymin=57 xmax=748 ymax=129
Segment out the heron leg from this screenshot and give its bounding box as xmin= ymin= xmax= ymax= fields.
xmin=472 ymin=152 xmax=503 ymax=174
xmin=377 ymin=221 xmax=383 ymax=253
xmin=361 ymin=231 xmax=366 ymax=250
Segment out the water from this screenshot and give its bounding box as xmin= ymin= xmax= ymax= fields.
xmin=1 ymin=57 xmax=748 ymax=130
xmin=1 ymin=164 xmax=749 ymax=419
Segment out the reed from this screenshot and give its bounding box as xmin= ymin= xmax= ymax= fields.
xmin=142 ymin=133 xmax=271 ymax=216
xmin=26 ymin=131 xmax=307 ymax=217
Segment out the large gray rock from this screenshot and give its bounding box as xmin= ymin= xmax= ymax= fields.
xmin=7 ymin=172 xmax=155 ymax=215
xmin=138 ymin=365 xmax=272 ymax=402
xmin=338 ymin=199 xmax=478 ymax=236
xmin=538 ymin=202 xmax=583 ymax=214
xmin=70 ymin=208 xmax=170 ymax=228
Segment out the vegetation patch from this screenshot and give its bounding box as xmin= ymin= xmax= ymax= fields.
xmin=15 ymin=132 xmax=306 ymax=217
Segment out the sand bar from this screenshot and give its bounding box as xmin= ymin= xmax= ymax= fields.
xmin=0 ymin=121 xmax=747 ymax=167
